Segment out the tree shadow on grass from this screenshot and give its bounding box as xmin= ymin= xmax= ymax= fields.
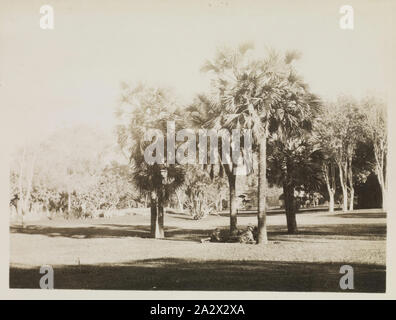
xmin=10 ymin=224 xmax=152 ymax=239
xmin=269 ymin=224 xmax=386 ymax=241
xmin=10 ymin=258 xmax=385 ymax=292
xmin=331 ymin=212 xmax=387 ymax=219
xmin=10 ymin=221 xmax=386 ymax=242
xmin=10 ymin=224 xmax=211 ymax=241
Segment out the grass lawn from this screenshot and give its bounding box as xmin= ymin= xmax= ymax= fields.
xmin=9 ymin=208 xmax=386 ymax=292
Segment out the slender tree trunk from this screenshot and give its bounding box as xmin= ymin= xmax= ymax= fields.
xmin=283 ymin=182 xmax=298 ymax=234
xmin=329 ymin=192 xmax=335 ymax=212
xmin=376 ymin=164 xmax=387 ymax=211
xmin=381 ymin=147 xmax=387 ymax=211
xmin=347 ymin=154 xmax=354 ymax=211
xmin=373 ymin=140 xmax=386 ymax=211
xmin=150 ymin=199 xmax=158 ymax=236
xmin=337 ymin=161 xmax=348 ymax=211
xmin=381 ymin=184 xmax=387 ymax=211
xmin=375 ymin=156 xmax=387 ymax=211
xmin=150 ymin=192 xmax=164 ymax=239
xmin=223 ymin=164 xmax=238 ymax=235
xmin=342 ymin=187 xmax=348 ymax=211
xmin=227 ymin=170 xmax=238 ymax=235
xmin=158 ymin=204 xmax=164 ymax=237
xmin=349 ymin=188 xmax=354 ymax=211
xmin=175 ymin=190 xmax=184 ymax=213
xmin=257 ymin=138 xmax=268 ymax=244
xmin=24 ymin=150 xmax=37 ymax=215
xmin=323 ymin=162 xmax=336 ymax=213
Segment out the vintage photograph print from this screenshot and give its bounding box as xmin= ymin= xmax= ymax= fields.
xmin=2 ymin=0 xmax=392 ymax=294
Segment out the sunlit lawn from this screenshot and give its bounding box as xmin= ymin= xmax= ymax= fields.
xmin=10 ymin=208 xmax=386 ymax=292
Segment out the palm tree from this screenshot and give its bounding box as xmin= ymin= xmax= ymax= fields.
xmin=116 ymin=84 xmax=185 ymax=238
xmin=203 ymin=46 xmax=321 ymax=242
xmin=266 ymin=58 xmax=321 ymax=233
xmin=133 ymin=155 xmax=185 ymax=238
xmin=268 ymin=135 xmax=323 ymax=233
xmin=186 ymin=94 xmax=240 ymax=234
xmin=204 ymin=45 xmax=299 ymax=244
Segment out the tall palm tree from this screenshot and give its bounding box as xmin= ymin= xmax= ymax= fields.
xmin=204 ymin=46 xmax=319 ymax=243
xmin=186 ymin=94 xmax=240 ymax=234
xmin=116 ymin=84 xmax=185 ymax=238
xmin=268 ymin=135 xmax=323 ymax=233
xmin=204 ymin=45 xmax=293 ymax=244
xmin=267 ymin=60 xmax=321 ymax=233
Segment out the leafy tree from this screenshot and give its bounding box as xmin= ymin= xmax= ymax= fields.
xmin=9 ymin=125 xmax=132 ymax=220
xmin=314 ymin=116 xmax=338 ymax=212
xmin=41 ymin=126 xmax=115 ymax=215
xmin=10 ymin=141 xmax=39 ymax=225
xmin=361 ymin=96 xmax=387 ymax=210
xmin=315 ymin=97 xmax=366 ymax=211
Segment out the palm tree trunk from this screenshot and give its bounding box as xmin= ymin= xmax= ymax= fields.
xmin=150 ymin=192 xmax=164 ymax=239
xmin=228 ymin=173 xmax=237 ymax=235
xmin=224 ymin=164 xmax=238 ymax=235
xmin=283 ymin=183 xmax=298 ymax=234
xmin=158 ymin=204 xmax=164 ymax=237
xmin=257 ymin=139 xmax=268 ymax=244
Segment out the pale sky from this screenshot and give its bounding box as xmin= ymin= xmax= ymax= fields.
xmin=0 ymin=0 xmax=394 ymax=148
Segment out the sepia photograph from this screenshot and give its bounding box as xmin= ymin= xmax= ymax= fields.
xmin=1 ymin=0 xmax=394 ymax=297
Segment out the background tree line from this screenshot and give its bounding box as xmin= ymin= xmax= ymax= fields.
xmin=10 ymin=44 xmax=387 ymax=243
